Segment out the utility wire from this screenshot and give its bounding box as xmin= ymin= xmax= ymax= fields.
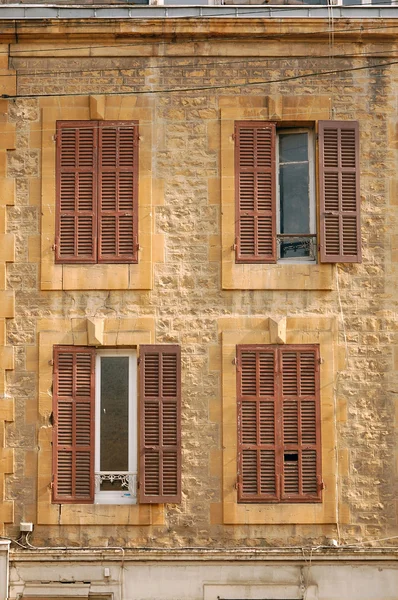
xmin=2 ymin=57 xmax=396 ymax=98
xmin=7 ymin=18 xmax=398 ymax=48
xmin=3 ymin=49 xmax=398 ymax=80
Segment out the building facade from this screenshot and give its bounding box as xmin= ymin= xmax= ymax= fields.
xmin=0 ymin=3 xmax=397 ymax=598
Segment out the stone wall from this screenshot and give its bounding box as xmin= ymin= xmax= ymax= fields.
xmin=1 ymin=20 xmax=397 ymax=548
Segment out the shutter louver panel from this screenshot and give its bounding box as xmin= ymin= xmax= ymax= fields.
xmin=237 ymin=346 xmax=278 ymax=502
xmin=56 ymin=122 xmax=97 ymax=263
xmin=237 ymin=345 xmax=321 ymax=503
xmin=53 ymin=346 xmax=95 ymax=503
xmin=140 ymin=345 xmax=181 ymax=504
xmin=235 ymin=122 xmax=276 ymax=263
xmin=280 ymin=346 xmax=321 ymax=501
xmin=98 ymin=122 xmax=138 ymax=263
xmin=319 ymin=121 xmax=361 ymax=263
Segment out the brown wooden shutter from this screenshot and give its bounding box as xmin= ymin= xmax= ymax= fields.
xmin=139 ymin=345 xmax=181 ymax=503
xmin=237 ymin=345 xmax=321 ymax=503
xmin=237 ymin=345 xmax=279 ymax=502
xmin=319 ymin=121 xmax=361 ymax=263
xmin=56 ymin=122 xmax=98 ymax=263
xmin=52 ymin=346 xmax=95 ymax=503
xmin=280 ymin=346 xmax=321 ymax=502
xmin=98 ymin=121 xmax=139 ymax=263
xmin=235 ymin=121 xmax=276 ymax=263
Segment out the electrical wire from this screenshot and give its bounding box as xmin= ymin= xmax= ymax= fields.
xmin=2 ymin=57 xmax=397 ymax=98
xmin=7 ymin=17 xmax=398 ymax=47
xmin=2 ymin=50 xmax=398 ymax=83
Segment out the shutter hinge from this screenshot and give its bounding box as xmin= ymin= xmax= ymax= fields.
xmin=318 ymin=357 xmax=324 ymax=364
xmin=48 ymin=359 xmax=54 ymax=366
xmin=51 ymin=244 xmax=56 ymax=252
xmin=232 ymin=238 xmax=238 ymax=251
xmin=319 ymin=480 xmax=325 ymax=491
xmin=232 ymin=133 xmax=236 ymax=141
xmin=52 ymin=134 xmax=58 ymax=142
xmin=232 ymin=357 xmax=238 ymax=366
xmin=137 ymin=357 xmax=141 ymax=366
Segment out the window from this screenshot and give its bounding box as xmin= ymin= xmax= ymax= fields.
xmin=55 ymin=120 xmax=139 ymax=264
xmin=95 ymin=350 xmax=137 ymax=505
xmin=236 ymin=344 xmax=322 ymax=503
xmin=234 ymin=120 xmax=361 ymax=264
xmin=52 ymin=345 xmax=181 ymax=505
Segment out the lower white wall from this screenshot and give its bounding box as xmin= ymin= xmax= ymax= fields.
xmin=8 ymin=555 xmax=398 ymax=600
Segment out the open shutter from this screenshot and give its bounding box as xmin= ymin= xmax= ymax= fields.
xmin=237 ymin=345 xmax=279 ymax=502
xmin=98 ymin=121 xmax=139 ymax=263
xmin=319 ymin=121 xmax=361 ymax=263
xmin=235 ymin=122 xmax=277 ymax=263
xmin=53 ymin=346 xmax=95 ymax=503
xmin=56 ymin=121 xmax=97 ymax=263
xmin=280 ymin=346 xmax=321 ymax=502
xmin=139 ymin=345 xmax=181 ymax=503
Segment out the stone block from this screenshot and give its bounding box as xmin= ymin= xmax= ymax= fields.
xmin=0 ymin=233 xmax=15 ymax=262
xmin=0 ymin=291 xmax=14 ymax=317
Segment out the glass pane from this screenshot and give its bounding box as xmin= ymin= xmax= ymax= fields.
xmin=279 ymin=132 xmax=308 ymax=164
xmin=100 ymin=356 xmax=129 ymax=472
xmin=279 ymin=162 xmax=310 ymax=234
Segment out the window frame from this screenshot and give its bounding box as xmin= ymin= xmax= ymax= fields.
xmin=94 ymin=349 xmax=137 ymax=505
xmin=276 ymin=127 xmax=317 ymax=263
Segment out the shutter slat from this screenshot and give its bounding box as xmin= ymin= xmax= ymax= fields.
xmin=235 ymin=122 xmax=276 ymax=263
xmin=98 ymin=121 xmax=138 ymax=263
xmin=56 ymin=122 xmax=97 ymax=263
xmin=237 ymin=345 xmax=321 ymax=503
xmin=53 ymin=346 xmax=95 ymax=504
xmin=140 ymin=345 xmax=181 ymax=504
xmin=319 ymin=120 xmax=361 ymax=263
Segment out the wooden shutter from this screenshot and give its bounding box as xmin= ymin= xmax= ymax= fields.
xmin=98 ymin=121 xmax=139 ymax=263
xmin=280 ymin=346 xmax=321 ymax=501
xmin=235 ymin=121 xmax=277 ymax=263
xmin=56 ymin=122 xmax=97 ymax=263
xmin=319 ymin=121 xmax=361 ymax=263
xmin=139 ymin=345 xmax=181 ymax=503
xmin=237 ymin=346 xmax=279 ymax=502
xmin=237 ymin=345 xmax=322 ymax=503
xmin=52 ymin=346 xmax=95 ymax=503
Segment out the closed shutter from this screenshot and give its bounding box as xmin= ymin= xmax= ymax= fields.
xmin=237 ymin=346 xmax=278 ymax=502
xmin=56 ymin=122 xmax=98 ymax=263
xmin=280 ymin=347 xmax=321 ymax=501
xmin=235 ymin=122 xmax=277 ymax=263
xmin=319 ymin=121 xmax=361 ymax=263
xmin=98 ymin=121 xmax=139 ymax=263
xmin=53 ymin=346 xmax=95 ymax=503
xmin=139 ymin=345 xmax=181 ymax=503
xmin=237 ymin=345 xmax=321 ymax=503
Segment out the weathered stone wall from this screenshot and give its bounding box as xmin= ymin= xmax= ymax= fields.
xmin=1 ymin=21 xmax=398 ymax=548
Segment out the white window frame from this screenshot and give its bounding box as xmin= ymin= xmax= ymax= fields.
xmin=276 ymin=127 xmax=316 ymax=264
xmin=94 ymin=349 xmax=137 ymax=505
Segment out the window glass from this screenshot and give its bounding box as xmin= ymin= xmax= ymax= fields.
xmin=100 ymin=357 xmax=129 ymax=475
xmin=278 ymin=131 xmax=314 ymax=261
